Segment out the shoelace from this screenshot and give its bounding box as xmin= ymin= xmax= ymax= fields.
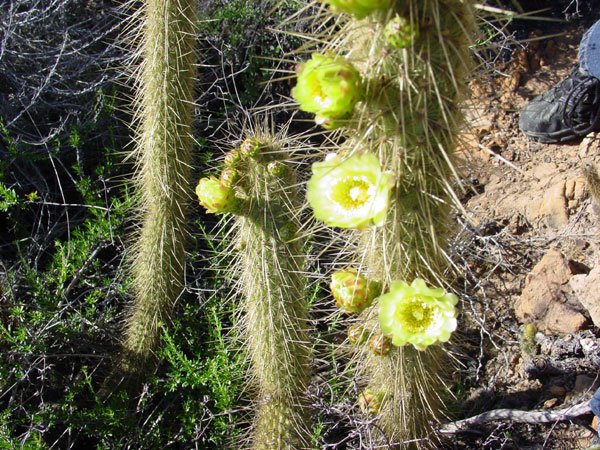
xmin=562 ymin=72 xmax=600 ymax=136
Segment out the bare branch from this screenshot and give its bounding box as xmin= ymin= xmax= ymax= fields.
xmin=439 ymin=401 xmax=592 ymax=434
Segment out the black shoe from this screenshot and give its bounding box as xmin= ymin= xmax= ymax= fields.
xmin=519 ymin=66 xmax=600 ymax=143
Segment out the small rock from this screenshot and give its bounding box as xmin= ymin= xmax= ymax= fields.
xmin=574 ymin=239 xmax=590 ymax=251
xmin=579 ymin=132 xmax=600 ymax=158
xmin=565 ymin=178 xmax=576 ymax=199
xmin=570 ymin=267 xmax=600 ymax=328
xmin=543 ymin=398 xmax=559 ymax=409
xmin=581 ymin=337 xmax=600 ymax=356
xmin=507 ymin=212 xmax=528 ymax=235
xmin=572 ymin=374 xmax=599 ymax=398
xmin=549 ymin=385 xmax=567 ymax=397
xmin=540 ymin=181 xmax=569 ymax=228
xmin=515 ymin=249 xmax=588 ymax=334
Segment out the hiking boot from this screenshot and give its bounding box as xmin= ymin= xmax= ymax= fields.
xmin=518 ymin=66 xmax=600 ymax=143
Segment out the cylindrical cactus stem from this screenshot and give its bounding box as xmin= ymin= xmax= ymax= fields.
xmin=210 ymin=136 xmax=312 ymax=449
xmin=118 ymin=0 xmax=197 ymax=380
xmin=297 ymin=0 xmax=475 ymax=446
xmin=355 ymin=0 xmax=474 ymax=446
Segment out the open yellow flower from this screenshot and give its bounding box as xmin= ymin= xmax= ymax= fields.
xmin=379 ymin=279 xmax=458 ymax=351
xmin=307 ymin=153 xmax=394 ymax=229
xmin=292 ymin=53 xmax=362 ymax=125
xmin=323 ymin=0 xmax=390 ymax=19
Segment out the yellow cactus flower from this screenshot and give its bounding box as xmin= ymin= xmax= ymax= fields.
xmin=379 ymin=279 xmax=458 ymax=351
xmin=195 ymin=176 xmax=239 ymax=214
xmin=292 ymin=53 xmax=362 ymax=125
xmin=323 ymin=0 xmax=390 ymax=19
xmin=330 ymin=268 xmax=381 ymax=314
xmin=384 ymin=15 xmax=419 ymax=49
xmin=307 ymin=153 xmax=394 ymax=229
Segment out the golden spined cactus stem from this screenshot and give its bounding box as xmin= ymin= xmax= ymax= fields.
xmin=119 ymin=0 xmax=197 ymax=380
xmin=298 ymin=0 xmax=475 ymax=447
xmin=213 ymin=138 xmax=312 ymax=449
xmin=352 ymin=0 xmax=474 ymax=447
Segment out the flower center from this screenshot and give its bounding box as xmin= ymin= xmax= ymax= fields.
xmin=315 ymin=94 xmax=333 ymax=109
xmin=394 ymin=298 xmax=435 ymax=334
xmin=331 ymin=176 xmax=374 ymax=210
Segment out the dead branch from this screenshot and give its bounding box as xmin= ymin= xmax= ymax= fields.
xmin=438 ymin=400 xmax=592 ymax=434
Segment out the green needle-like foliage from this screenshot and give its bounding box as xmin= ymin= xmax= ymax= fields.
xmin=118 ymin=0 xmax=198 ymax=382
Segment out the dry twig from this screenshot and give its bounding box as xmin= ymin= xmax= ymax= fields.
xmin=439 ymin=400 xmax=592 ymax=434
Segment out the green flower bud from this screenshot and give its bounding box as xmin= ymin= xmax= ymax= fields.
xmin=195 ymin=176 xmax=239 ymax=214
xmin=347 ymin=323 xmax=368 ymax=345
xmin=379 ymin=279 xmax=458 ymax=351
xmin=239 ymin=138 xmax=262 ymax=158
xmin=292 ymin=53 xmax=362 ymax=125
xmin=384 ymin=15 xmax=418 ymax=49
xmin=358 ymin=389 xmax=386 ymax=414
xmin=220 ymin=167 xmax=239 ymax=187
xmin=368 ymin=333 xmax=391 ymax=356
xmin=224 ymin=149 xmax=242 ymax=167
xmin=322 ymin=0 xmax=390 ymax=19
xmin=267 ymin=161 xmax=287 ymax=177
xmin=520 ymin=323 xmax=538 ymax=356
xmin=330 ymin=269 xmax=381 ymax=314
xmin=307 ymin=153 xmax=394 ymax=229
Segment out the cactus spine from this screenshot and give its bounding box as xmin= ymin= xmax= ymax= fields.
xmin=120 ymin=0 xmax=197 ymax=378
xmin=294 ymin=0 xmax=475 ymax=446
xmin=200 ymin=133 xmax=312 ymax=449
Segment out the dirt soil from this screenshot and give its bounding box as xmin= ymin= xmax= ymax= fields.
xmin=452 ymin=23 xmax=600 ymax=450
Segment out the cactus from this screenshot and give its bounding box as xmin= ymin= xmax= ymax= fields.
xmin=116 ymin=0 xmax=197 ymax=381
xmin=197 ymin=133 xmax=312 ymax=449
xmin=291 ymin=0 xmax=476 ymax=446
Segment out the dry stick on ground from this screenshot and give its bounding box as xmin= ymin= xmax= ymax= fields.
xmin=438 ymin=400 xmax=592 ymax=434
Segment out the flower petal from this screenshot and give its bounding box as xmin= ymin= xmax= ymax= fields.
xmin=307 ymin=153 xmax=394 ymax=229
xmin=378 ymin=278 xmax=458 ymax=351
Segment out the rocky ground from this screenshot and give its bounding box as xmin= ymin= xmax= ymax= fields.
xmin=451 ymin=23 xmax=600 ymax=449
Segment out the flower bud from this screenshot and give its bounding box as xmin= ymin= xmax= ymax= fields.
xmin=267 ymin=161 xmax=287 ymax=177
xmin=278 ymin=222 xmax=297 ymax=242
xmin=220 ymin=167 xmax=239 ymax=187
xmin=195 ymin=176 xmax=239 ymax=214
xmin=384 ymin=15 xmax=418 ymax=49
xmin=358 ymin=389 xmax=386 ymax=414
xmin=239 ymin=138 xmax=262 ymax=158
xmin=224 ymin=149 xmax=242 ymax=167
xmin=368 ymin=334 xmax=391 ymax=356
xmin=323 ymin=0 xmax=390 ymax=19
xmin=292 ymin=53 xmax=362 ymax=126
xmin=330 ymin=269 xmax=381 ymax=314
xmin=347 ymin=323 xmax=368 ymax=345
